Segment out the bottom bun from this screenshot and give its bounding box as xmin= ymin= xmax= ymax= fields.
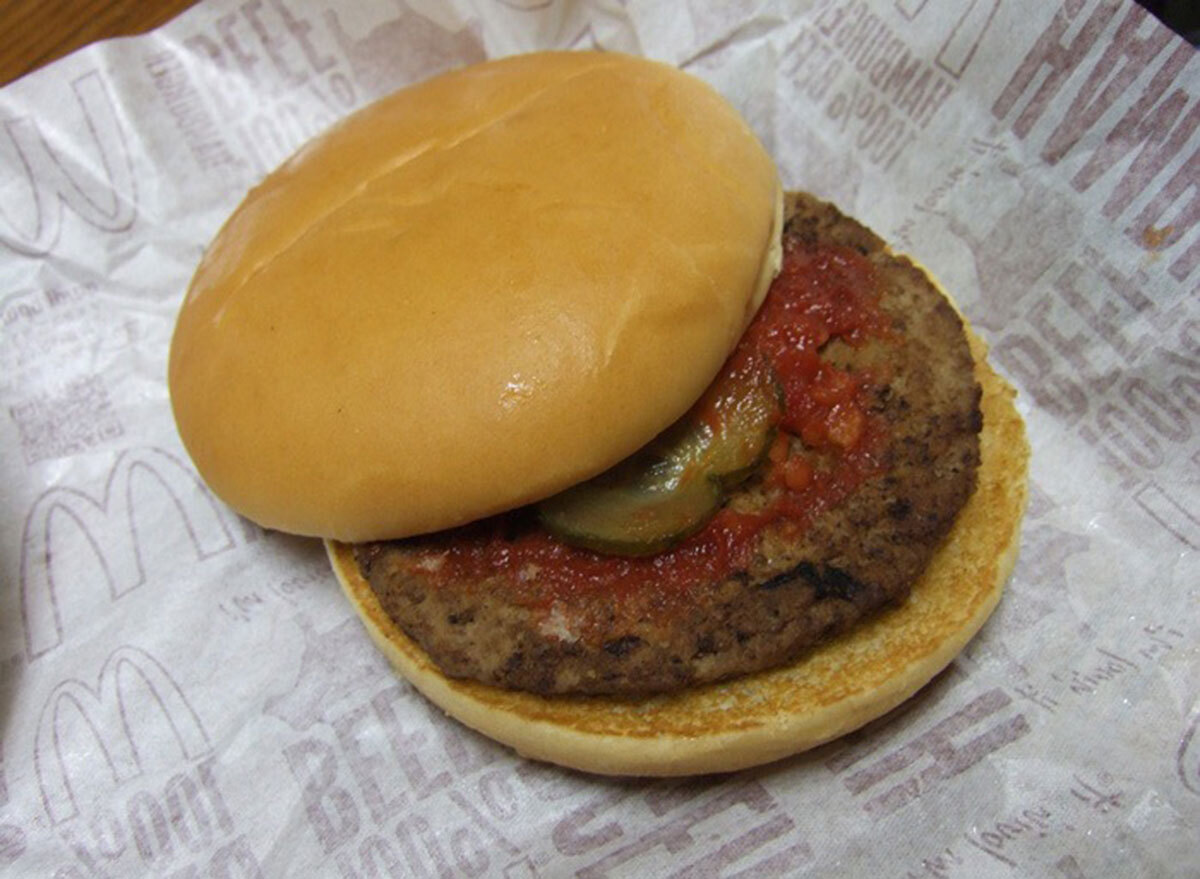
xmin=327 ymin=329 xmax=1028 ymax=777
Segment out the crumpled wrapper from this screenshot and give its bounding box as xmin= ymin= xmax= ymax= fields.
xmin=2 ymin=0 xmax=1197 ymax=875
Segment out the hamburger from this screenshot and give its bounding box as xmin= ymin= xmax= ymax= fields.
xmin=168 ymin=51 xmax=1028 ymax=776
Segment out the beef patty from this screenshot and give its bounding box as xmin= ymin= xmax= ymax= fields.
xmin=354 ymin=193 xmax=983 ymax=696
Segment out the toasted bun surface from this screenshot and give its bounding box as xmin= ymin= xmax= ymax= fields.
xmin=328 ymin=328 xmax=1028 ymax=776
xmin=169 ymin=51 xmax=781 ymax=542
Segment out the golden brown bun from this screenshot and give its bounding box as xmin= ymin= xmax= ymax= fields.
xmin=328 ymin=327 xmax=1028 ymax=776
xmin=168 ymin=51 xmax=781 ymax=542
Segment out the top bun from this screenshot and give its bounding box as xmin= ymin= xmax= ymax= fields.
xmin=169 ymin=51 xmax=782 ymax=541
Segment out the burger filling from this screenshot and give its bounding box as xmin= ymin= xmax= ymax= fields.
xmin=354 ymin=193 xmax=982 ymax=696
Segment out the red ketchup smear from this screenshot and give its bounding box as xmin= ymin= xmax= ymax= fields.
xmin=412 ymin=241 xmax=893 ymax=629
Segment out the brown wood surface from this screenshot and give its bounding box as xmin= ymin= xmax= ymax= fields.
xmin=1 ymin=0 xmax=200 ymax=86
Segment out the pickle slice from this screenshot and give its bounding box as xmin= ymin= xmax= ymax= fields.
xmin=536 ymin=467 xmax=722 ymax=556
xmin=683 ymin=349 xmax=781 ymax=487
xmin=537 ymin=353 xmax=780 ymax=555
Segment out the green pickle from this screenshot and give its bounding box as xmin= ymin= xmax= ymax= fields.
xmin=537 ymin=354 xmax=780 ymax=555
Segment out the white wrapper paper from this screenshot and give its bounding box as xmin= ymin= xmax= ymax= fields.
xmin=2 ymin=1 xmax=1198 ymax=876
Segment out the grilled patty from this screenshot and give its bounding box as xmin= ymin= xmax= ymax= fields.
xmin=354 ymin=193 xmax=982 ymax=696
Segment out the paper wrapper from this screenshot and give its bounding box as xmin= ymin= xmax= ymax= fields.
xmin=2 ymin=1 xmax=1197 ymax=875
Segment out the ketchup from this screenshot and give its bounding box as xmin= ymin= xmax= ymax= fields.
xmin=408 ymin=241 xmax=892 ymax=626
